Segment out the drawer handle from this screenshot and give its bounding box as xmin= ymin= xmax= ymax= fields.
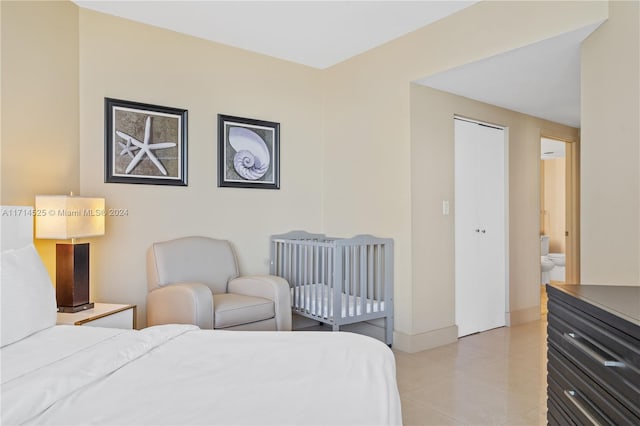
xmin=563 ymin=390 xmax=602 ymax=426
xmin=563 ymin=332 xmax=626 ymax=368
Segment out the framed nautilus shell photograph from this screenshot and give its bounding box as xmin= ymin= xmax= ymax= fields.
xmin=218 ymin=114 xmax=280 ymax=189
xmin=105 ymin=98 xmax=188 ymax=186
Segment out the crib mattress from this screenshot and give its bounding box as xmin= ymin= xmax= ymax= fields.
xmin=291 ymin=283 xmax=385 ymax=319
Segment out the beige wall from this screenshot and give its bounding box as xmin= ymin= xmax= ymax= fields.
xmin=542 ymin=158 xmax=566 ymax=254
xmin=410 ymin=85 xmax=579 ymax=344
xmin=581 ymin=0 xmax=640 ymax=285
xmin=5 ymin=0 xmax=635 ymax=347
xmin=323 ymin=1 xmax=605 ymax=350
xmin=1 ymin=0 xmax=80 ymax=271
xmin=1 ymin=1 xmax=79 ymax=203
xmin=78 ymin=9 xmax=324 ymax=325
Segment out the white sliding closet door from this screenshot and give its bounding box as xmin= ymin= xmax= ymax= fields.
xmin=455 ymin=118 xmax=507 ymax=337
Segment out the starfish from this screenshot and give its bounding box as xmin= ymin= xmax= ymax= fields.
xmin=117 ymin=137 xmax=139 ymax=159
xmin=116 ymin=116 xmax=177 ymax=175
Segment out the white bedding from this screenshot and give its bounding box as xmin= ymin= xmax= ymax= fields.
xmin=1 ymin=324 xmax=402 ymax=425
xmin=292 ymin=283 xmax=385 ymax=318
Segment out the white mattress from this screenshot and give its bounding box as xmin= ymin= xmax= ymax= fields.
xmin=1 ymin=324 xmax=401 ymax=425
xmin=292 ymin=283 xmax=385 ymax=318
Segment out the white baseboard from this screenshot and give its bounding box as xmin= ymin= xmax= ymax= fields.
xmin=393 ymin=325 xmax=458 ymax=353
xmin=509 ymin=306 xmax=541 ymax=325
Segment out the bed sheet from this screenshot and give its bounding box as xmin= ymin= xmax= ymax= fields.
xmin=1 ymin=324 xmax=402 ymax=425
xmin=1 ymin=325 xmax=125 ymax=384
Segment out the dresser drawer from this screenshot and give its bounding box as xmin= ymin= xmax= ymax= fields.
xmin=547 ymin=346 xmax=640 ymax=425
xmin=548 ymin=298 xmax=640 ymax=416
xmin=547 ymin=392 xmax=578 ymax=426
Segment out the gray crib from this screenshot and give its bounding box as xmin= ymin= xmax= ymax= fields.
xmin=269 ymin=231 xmax=394 ymax=346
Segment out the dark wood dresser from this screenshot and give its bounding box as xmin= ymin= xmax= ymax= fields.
xmin=546 ymin=284 xmax=640 ymax=425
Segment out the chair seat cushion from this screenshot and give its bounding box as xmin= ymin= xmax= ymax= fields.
xmin=213 ymin=293 xmax=275 ymax=329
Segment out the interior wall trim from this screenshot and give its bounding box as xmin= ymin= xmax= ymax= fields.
xmin=509 ymin=306 xmax=541 ymax=326
xmin=393 ymin=325 xmax=458 ymax=353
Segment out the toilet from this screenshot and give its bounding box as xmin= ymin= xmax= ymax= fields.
xmin=548 ymin=253 xmax=566 ymax=282
xmin=547 ymin=253 xmax=565 ymax=267
xmin=541 ymin=235 xmax=566 ymax=282
xmin=540 ymin=236 xmax=554 ymax=285
xmin=541 ymin=256 xmax=554 ymax=285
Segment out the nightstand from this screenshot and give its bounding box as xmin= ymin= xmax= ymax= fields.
xmin=56 ymin=303 xmax=137 ymax=329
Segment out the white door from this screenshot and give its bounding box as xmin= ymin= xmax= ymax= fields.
xmin=455 ymin=118 xmax=507 ymax=337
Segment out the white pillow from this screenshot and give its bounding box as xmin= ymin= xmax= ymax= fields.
xmin=1 ymin=244 xmax=57 ymax=347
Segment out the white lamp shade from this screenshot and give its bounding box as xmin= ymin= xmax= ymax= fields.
xmin=35 ymin=195 xmax=105 ymax=239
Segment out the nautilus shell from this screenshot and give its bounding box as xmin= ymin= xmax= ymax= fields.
xmin=229 ymin=127 xmax=270 ymax=180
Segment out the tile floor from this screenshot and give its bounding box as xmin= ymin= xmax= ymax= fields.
xmin=395 ymin=318 xmax=548 ymax=426
xmin=296 ymin=288 xmax=549 ymax=425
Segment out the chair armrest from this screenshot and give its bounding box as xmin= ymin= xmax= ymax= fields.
xmin=147 ymin=282 xmax=213 ymax=329
xmin=228 ymin=275 xmax=292 ymax=331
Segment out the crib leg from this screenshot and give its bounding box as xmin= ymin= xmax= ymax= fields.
xmin=385 ymin=316 xmax=393 ymax=347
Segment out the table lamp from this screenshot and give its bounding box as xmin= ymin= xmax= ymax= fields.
xmin=35 ymin=195 xmax=105 ymax=313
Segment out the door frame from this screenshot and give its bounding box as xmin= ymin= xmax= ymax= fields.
xmin=540 ymin=134 xmax=580 ymax=284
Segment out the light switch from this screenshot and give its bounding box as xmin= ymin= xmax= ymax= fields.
xmin=442 ymin=200 xmax=450 ymax=216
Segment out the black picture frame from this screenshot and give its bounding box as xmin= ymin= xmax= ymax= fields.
xmin=218 ymin=114 xmax=280 ymax=189
xmin=105 ymin=98 xmax=188 ymax=186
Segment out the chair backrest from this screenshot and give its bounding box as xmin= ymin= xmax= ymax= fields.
xmin=147 ymin=236 xmax=239 ymax=294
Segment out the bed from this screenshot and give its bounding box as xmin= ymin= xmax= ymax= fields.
xmin=1 ymin=206 xmax=402 ymax=425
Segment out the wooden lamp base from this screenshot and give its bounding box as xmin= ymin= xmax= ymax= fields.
xmin=56 ymin=242 xmax=94 ymax=313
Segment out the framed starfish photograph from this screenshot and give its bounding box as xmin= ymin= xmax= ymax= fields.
xmin=105 ymin=98 xmax=188 ymax=186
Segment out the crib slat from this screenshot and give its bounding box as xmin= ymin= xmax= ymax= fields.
xmin=288 ymin=242 xmax=294 ymax=311
xmin=360 ymin=244 xmax=366 ymax=316
xmin=302 ymin=243 xmax=306 ymax=312
xmin=281 ymin=242 xmax=285 ymax=279
xmin=306 ymin=243 xmax=311 ymax=314
xmin=345 ymin=246 xmax=349 ymax=318
xmin=311 ymin=244 xmax=315 ymax=316
xmin=333 ymin=245 xmax=342 ymax=322
xmin=318 ymin=243 xmax=327 ymax=318
xmin=355 ymin=245 xmax=359 ymax=316
xmin=326 ymin=245 xmax=331 ymax=320
xmin=377 ymin=245 xmax=380 ymax=311
xmin=295 ymin=242 xmax=300 ymax=312
xmin=311 ymin=246 xmax=322 ymax=320
xmin=353 ymin=245 xmax=357 ymax=317
xmin=377 ymin=244 xmax=382 ymax=312
xmin=301 ymin=243 xmax=305 ymax=312
xmin=351 ymin=246 xmax=357 ymax=317
xmin=368 ymin=245 xmax=374 ymax=312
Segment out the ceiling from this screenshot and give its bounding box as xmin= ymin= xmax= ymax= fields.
xmin=73 ymin=1 xmax=604 ymax=128
xmin=73 ymin=1 xmax=477 ymax=69
xmin=417 ymin=23 xmax=602 ymax=128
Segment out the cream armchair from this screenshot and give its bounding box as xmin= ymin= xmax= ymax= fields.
xmin=146 ymin=236 xmax=291 ymax=331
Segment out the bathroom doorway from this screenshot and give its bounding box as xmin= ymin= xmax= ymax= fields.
xmin=539 ymin=136 xmax=580 ymax=312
